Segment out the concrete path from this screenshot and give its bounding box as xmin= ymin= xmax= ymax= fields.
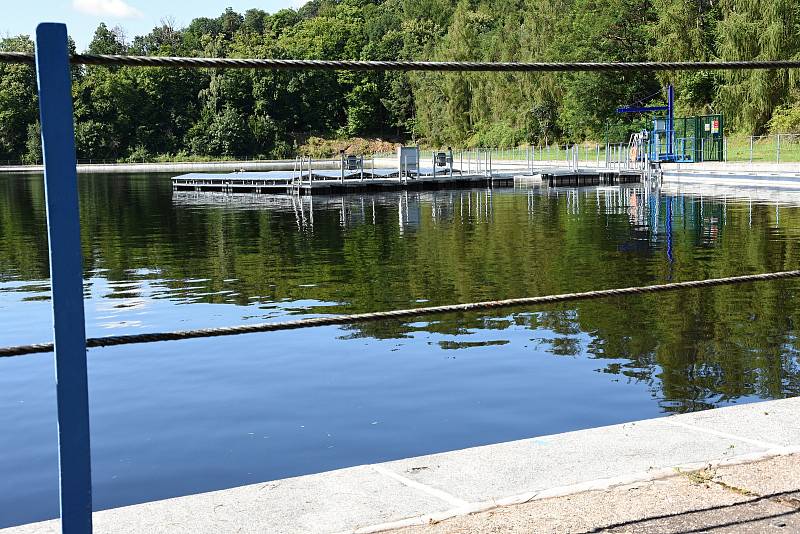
xmin=663 ymin=162 xmax=800 ymax=174
xmin=4 ymin=397 xmax=800 ymax=534
xmin=396 ymin=453 xmax=800 ymax=533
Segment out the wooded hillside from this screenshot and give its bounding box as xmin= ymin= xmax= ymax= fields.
xmin=1 ymin=0 xmax=798 ymax=162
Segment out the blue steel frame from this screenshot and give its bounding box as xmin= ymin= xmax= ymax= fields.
xmin=35 ymin=23 xmax=93 ymax=533
xmin=617 ymin=84 xmax=684 ymax=162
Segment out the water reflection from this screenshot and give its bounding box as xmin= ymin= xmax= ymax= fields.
xmin=2 ymin=175 xmax=798 ymax=402
xmin=3 ymin=173 xmax=800 ymax=526
xmin=162 ymin=180 xmax=800 ymax=414
xmin=172 ymin=188 xmax=499 ymax=230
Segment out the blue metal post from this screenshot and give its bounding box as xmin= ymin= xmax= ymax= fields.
xmin=666 ymin=197 xmax=673 ymax=265
xmin=34 ymin=23 xmax=93 ymax=533
xmin=667 ymin=84 xmax=674 ymax=157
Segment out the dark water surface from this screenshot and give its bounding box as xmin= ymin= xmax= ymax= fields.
xmin=1 ymin=173 xmax=800 ymax=526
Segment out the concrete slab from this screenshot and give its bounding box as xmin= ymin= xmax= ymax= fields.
xmin=662 ymin=162 xmax=800 ymax=174
xmin=714 ymin=450 xmax=800 ymax=497
xmin=0 ymin=466 xmax=452 ymax=534
xmin=670 ymin=397 xmax=800 ymax=449
xmin=394 ymin=458 xmax=800 ymax=533
xmin=5 ymin=397 xmax=800 ymax=534
xmin=378 ymin=417 xmax=766 ymax=504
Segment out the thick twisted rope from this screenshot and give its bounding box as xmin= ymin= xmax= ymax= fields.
xmin=1 ymin=270 xmax=797 ymax=358
xmin=3 ymin=52 xmax=800 ymax=72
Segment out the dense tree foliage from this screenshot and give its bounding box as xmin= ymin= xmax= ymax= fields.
xmin=2 ymin=0 xmax=800 ymax=162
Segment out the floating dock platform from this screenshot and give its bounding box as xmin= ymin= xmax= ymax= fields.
xmin=171 ymin=168 xmax=647 ymax=195
xmin=536 ymin=168 xmax=646 ymax=187
xmin=172 ymin=168 xmax=515 ymax=195
xmin=171 ymin=142 xmax=651 ymax=196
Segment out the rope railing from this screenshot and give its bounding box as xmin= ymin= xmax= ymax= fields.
xmin=4 ymin=52 xmax=800 ymax=72
xmin=2 ymin=270 xmax=798 ymax=358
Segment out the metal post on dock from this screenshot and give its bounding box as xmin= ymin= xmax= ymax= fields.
xmin=777 ymin=134 xmax=781 ymax=163
xmin=532 ymin=145 xmax=535 ymax=164
xmin=529 ymin=146 xmax=533 ymax=173
xmin=448 ymin=147 xmax=453 ymax=178
xmin=34 ymin=22 xmax=93 ymax=534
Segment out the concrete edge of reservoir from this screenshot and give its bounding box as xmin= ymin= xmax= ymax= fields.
xmin=4 ymin=396 xmax=800 ymax=534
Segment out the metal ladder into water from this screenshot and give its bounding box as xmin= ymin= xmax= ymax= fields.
xmin=291 ymin=156 xmax=303 ymax=195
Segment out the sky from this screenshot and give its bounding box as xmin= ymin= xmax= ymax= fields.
xmin=3 ymin=0 xmax=305 ymax=50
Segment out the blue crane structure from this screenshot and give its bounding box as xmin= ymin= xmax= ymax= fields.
xmin=615 ymin=84 xmax=723 ymax=163
xmin=616 ymin=84 xmax=676 ymax=162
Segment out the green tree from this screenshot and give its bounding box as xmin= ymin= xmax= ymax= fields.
xmin=0 ymin=36 xmax=37 ymax=162
xmin=88 ymin=23 xmax=127 ymax=55
xmin=5 ymin=0 xmax=800 ymax=161
xmin=554 ymin=0 xmax=659 ymax=140
xmin=716 ymin=0 xmax=800 ymax=134
xmin=649 ymin=0 xmax=720 ymax=114
xmin=23 ymin=122 xmax=41 ymax=164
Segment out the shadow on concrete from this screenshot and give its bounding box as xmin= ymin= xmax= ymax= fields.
xmin=587 ymin=489 xmax=800 ymax=533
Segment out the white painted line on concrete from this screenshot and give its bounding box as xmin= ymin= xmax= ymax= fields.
xmin=348 ymin=447 xmax=800 ymax=534
xmin=370 ymin=464 xmax=468 ymax=508
xmin=664 ymin=417 xmax=785 ymax=450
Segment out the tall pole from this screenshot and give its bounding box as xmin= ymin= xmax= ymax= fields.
xmin=448 ymin=147 xmax=453 ymax=178
xmin=667 ymin=83 xmax=674 ymax=157
xmin=35 ymin=23 xmax=93 ymax=534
